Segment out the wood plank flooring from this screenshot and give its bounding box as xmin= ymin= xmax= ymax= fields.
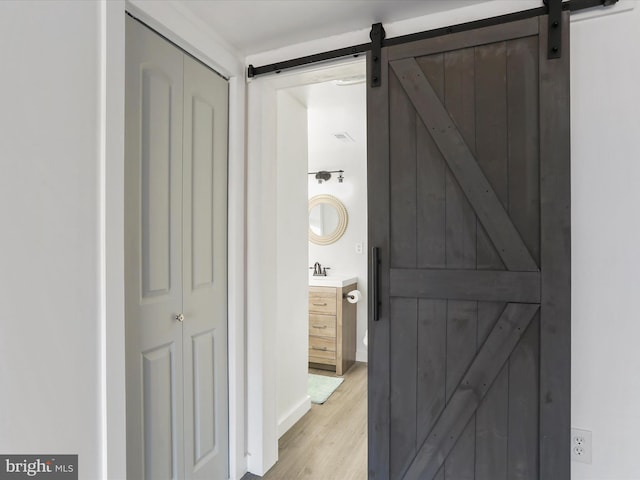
xmin=243 ymin=362 xmax=367 ymax=480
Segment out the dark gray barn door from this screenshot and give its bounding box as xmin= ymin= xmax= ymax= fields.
xmin=367 ymin=13 xmax=570 ymax=480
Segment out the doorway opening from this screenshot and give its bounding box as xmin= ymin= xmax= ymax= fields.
xmin=250 ymin=58 xmax=369 ymax=478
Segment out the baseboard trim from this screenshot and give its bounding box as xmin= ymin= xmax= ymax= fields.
xmin=356 ymin=350 xmax=368 ymax=363
xmin=277 ymin=395 xmax=311 ymax=438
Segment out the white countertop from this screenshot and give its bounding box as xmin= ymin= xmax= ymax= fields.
xmin=309 ymin=275 xmax=357 ymax=288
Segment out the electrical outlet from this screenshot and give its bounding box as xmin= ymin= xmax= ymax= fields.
xmin=355 ymin=242 xmax=363 ymax=254
xmin=571 ymin=428 xmax=592 ymax=464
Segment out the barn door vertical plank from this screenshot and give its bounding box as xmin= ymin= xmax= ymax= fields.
xmin=476 ymin=303 xmax=508 ymax=480
xmin=414 ymin=53 xmax=448 ymax=463
xmin=390 ymin=299 xmax=418 ymax=479
xmin=475 ymin=42 xmax=508 ymax=271
xmin=434 ymin=466 xmax=445 ymax=480
xmin=505 ymin=33 xmax=542 ymax=480
xmin=389 ymin=66 xmax=417 ymax=269
xmin=444 ymin=297 xmax=477 ymax=480
xmin=507 ymin=313 xmax=540 ymax=480
xmin=475 ymin=363 xmax=508 ymax=480
xmin=417 ymin=299 xmax=447 ymax=449
xmin=444 ymin=47 xmax=477 ymax=270
xmin=367 ymin=47 xmax=391 ymax=479
xmin=474 ymin=40 xmax=509 ymax=480
xmin=443 ymin=46 xmax=477 ymax=480
xmin=507 ymin=35 xmax=540 ymax=265
xmin=416 ymin=54 xmax=446 ymax=270
xmin=443 ymin=47 xmax=478 ymax=402
xmin=538 ymin=12 xmax=571 ymax=480
xmin=389 ymin=57 xmax=420 ymax=479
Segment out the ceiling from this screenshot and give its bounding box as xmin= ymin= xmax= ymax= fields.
xmin=286 ymin=62 xmax=365 ymax=108
xmin=180 ymin=0 xmax=490 ymax=57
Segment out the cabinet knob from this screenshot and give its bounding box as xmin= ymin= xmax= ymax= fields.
xmin=176 ymin=313 xmax=185 ymax=322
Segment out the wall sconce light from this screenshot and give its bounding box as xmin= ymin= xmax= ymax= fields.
xmin=308 ymin=170 xmax=345 ymax=184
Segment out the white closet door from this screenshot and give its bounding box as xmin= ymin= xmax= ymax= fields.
xmin=125 ymin=16 xmax=185 ymax=480
xmin=182 ymin=55 xmax=229 ymax=480
xmin=126 ymin=15 xmax=229 ymax=480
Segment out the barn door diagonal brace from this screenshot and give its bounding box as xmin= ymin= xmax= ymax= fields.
xmin=403 ymin=303 xmax=540 ymax=479
xmin=545 ymin=0 xmax=563 ymax=59
xmin=369 ymin=23 xmax=386 ymax=88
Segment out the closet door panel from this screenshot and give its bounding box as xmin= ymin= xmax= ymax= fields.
xmin=191 ymin=330 xmax=217 ymax=462
xmin=142 ymin=345 xmax=177 ymax=480
xmin=182 ymin=55 xmax=229 ymax=480
xmin=141 ymin=68 xmax=172 ymax=298
xmin=191 ymin=97 xmax=216 ymax=289
xmin=125 ymin=16 xmax=184 ymax=480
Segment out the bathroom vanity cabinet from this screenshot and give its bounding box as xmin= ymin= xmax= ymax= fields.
xmin=308 ymin=280 xmax=357 ymax=376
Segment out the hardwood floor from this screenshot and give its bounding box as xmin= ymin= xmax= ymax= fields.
xmin=243 ymin=362 xmax=367 ymax=480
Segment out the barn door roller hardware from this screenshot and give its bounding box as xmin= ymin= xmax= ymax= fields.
xmin=370 ymin=23 xmax=385 ymax=88
xmin=246 ymin=0 xmax=619 ymax=80
xmin=545 ymin=0 xmax=563 ymax=59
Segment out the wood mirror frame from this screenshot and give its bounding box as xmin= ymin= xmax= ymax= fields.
xmin=308 ymin=194 xmax=348 ymax=245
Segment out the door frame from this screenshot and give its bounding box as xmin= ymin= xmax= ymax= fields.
xmin=245 ymin=57 xmax=366 ymax=475
xmin=102 ymin=1 xmax=246 ymax=478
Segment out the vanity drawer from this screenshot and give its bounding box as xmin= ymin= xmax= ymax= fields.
xmin=309 ymin=335 xmax=336 ymax=361
xmin=309 ymin=314 xmax=336 ymax=338
xmin=309 ymin=287 xmax=336 ymax=315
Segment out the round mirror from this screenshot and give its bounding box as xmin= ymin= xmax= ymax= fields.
xmin=308 ymin=195 xmax=348 ymax=245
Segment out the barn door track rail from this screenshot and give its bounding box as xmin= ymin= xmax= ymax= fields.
xmin=246 ymin=0 xmax=618 ymax=82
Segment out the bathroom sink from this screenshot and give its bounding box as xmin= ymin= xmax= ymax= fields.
xmin=309 ymin=275 xmax=357 ymax=287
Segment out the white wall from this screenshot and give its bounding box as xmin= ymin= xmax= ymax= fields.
xmin=571 ymin=3 xmax=640 ymax=479
xmin=276 ymin=91 xmax=311 ymax=437
xmin=307 ymin=81 xmax=369 ymax=362
xmin=0 ymin=1 xmax=102 ymax=476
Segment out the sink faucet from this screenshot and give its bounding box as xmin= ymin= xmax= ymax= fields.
xmin=309 ymin=262 xmax=330 ymax=276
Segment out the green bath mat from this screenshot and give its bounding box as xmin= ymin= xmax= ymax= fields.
xmin=308 ymin=373 xmax=344 ymax=404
